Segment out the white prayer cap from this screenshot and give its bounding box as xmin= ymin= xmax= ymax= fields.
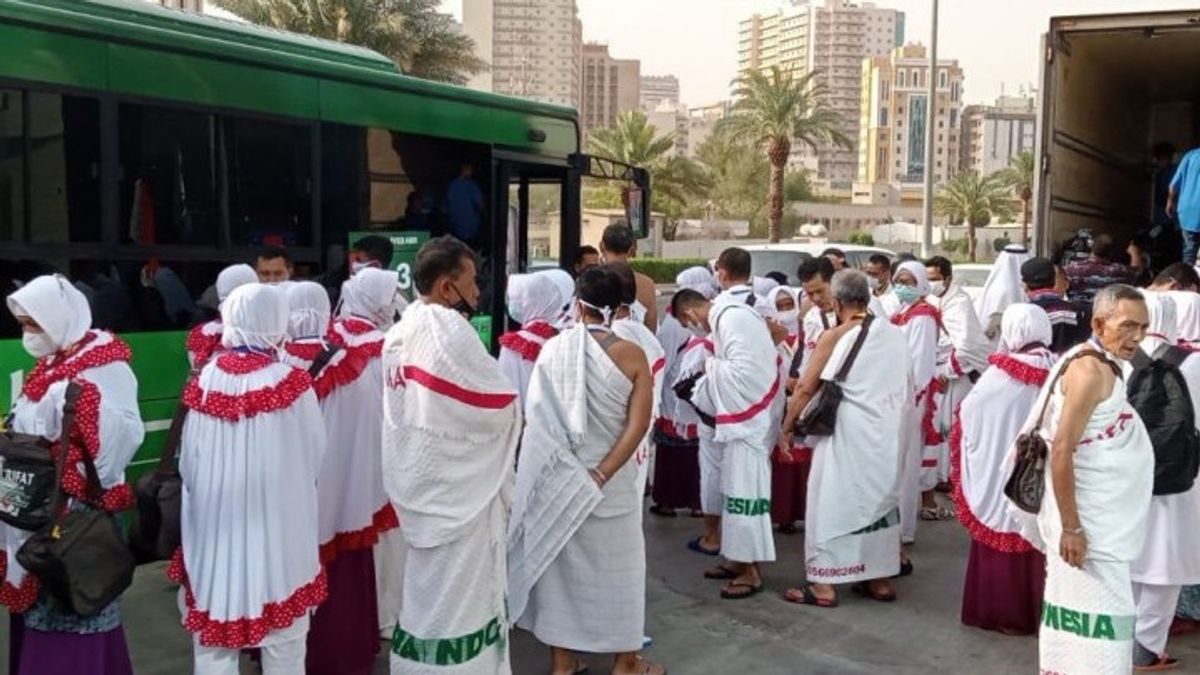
xmin=892 ymin=260 xmax=931 ymax=296
xmin=506 ymin=273 xmax=562 ymax=326
xmin=1141 ymin=290 xmax=1179 ymax=350
xmin=216 ymin=264 xmax=259 ymax=303
xmin=1170 ymin=290 xmax=1200 ymax=343
xmin=286 ymin=281 xmax=332 ymax=340
xmin=676 ymin=266 xmax=718 ymax=299
xmin=537 ymin=268 xmax=576 ymax=310
xmin=340 ymin=267 xmax=404 ymax=329
xmin=753 ymin=276 xmax=779 ymax=297
xmin=974 ymin=245 xmax=1032 ymax=323
xmin=999 ymin=303 xmax=1052 ymax=354
xmin=7 ymin=274 xmax=92 ymax=350
xmin=221 ymin=283 xmax=288 ymax=351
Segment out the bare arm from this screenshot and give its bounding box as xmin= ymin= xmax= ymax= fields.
xmin=593 ymin=340 xmax=653 ymax=483
xmin=780 ymin=320 xmax=860 ymax=444
xmin=636 ymin=273 xmax=658 ymax=333
xmin=1049 ymin=354 xmax=1112 ymax=568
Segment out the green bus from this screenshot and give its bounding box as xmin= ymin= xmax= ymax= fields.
xmin=0 ymin=0 xmax=648 ymax=479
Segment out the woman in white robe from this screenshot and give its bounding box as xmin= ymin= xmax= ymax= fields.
xmin=3 ymin=275 xmax=144 ymax=675
xmin=762 ymin=286 xmax=809 ymax=533
xmin=953 ymin=303 xmax=1055 ymax=635
xmin=539 ymin=268 xmax=577 ymax=329
xmin=283 ymin=280 xmax=398 ymax=675
xmin=186 ymin=264 xmax=258 ymax=369
xmin=173 ymin=284 xmax=326 ymax=675
xmin=499 ymin=273 xmax=563 ymax=408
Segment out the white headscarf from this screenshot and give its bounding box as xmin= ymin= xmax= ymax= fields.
xmin=974 ymin=245 xmax=1031 ymax=322
xmin=764 ymin=285 xmax=801 ymax=336
xmin=676 ymin=266 xmax=718 ymax=300
xmin=999 ymin=303 xmax=1053 ymax=354
xmin=216 ymin=264 xmax=259 ymax=303
xmin=752 ymin=276 xmax=779 ymax=298
xmin=286 ymin=281 xmax=332 ymax=340
xmin=1170 ymin=291 xmax=1200 ymax=344
xmin=506 ymin=273 xmax=562 ymax=326
xmin=221 ymin=284 xmax=288 ymax=351
xmin=538 ymin=269 xmax=575 ymax=311
xmin=893 ymin=260 xmax=931 ymax=297
xmin=339 ymin=267 xmax=404 ymax=329
xmin=1141 ymin=291 xmax=1179 ymax=354
xmin=7 ymin=274 xmax=93 ymax=350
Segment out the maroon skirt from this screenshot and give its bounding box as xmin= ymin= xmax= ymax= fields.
xmin=651 ymin=437 xmax=701 ymax=511
xmin=770 ymin=453 xmax=811 ymax=527
xmin=961 ymin=540 xmax=1045 ymax=635
xmin=306 ymin=547 xmax=380 ymax=675
xmin=10 ymin=616 xmax=133 ymax=675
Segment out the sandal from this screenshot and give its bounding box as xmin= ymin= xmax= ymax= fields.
xmin=851 ymin=581 xmax=897 ymax=603
xmin=1135 ymin=655 xmax=1180 ymax=671
xmin=630 ymin=656 xmax=667 ymax=675
xmin=649 ymin=505 xmax=677 ymax=518
xmin=720 ymin=580 xmax=763 ymax=600
xmin=936 ymin=505 xmax=956 ymax=521
xmin=571 ymin=661 xmax=590 ymax=675
xmin=892 ymin=560 xmax=914 ymax=578
xmin=782 ymin=584 xmax=838 ymax=608
xmin=704 ymin=564 xmax=740 ymax=580
xmin=919 ymin=507 xmax=940 ymax=521
xmin=687 ymin=536 xmax=720 ymax=557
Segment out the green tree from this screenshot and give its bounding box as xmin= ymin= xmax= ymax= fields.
xmin=934 ymin=171 xmax=1016 ymax=262
xmin=996 ymin=150 xmax=1035 ymax=246
xmin=213 ymin=0 xmax=486 ymax=84
xmin=586 ymin=110 xmax=709 ymax=221
xmin=784 ymin=170 xmax=815 ymax=202
xmin=693 ymin=125 xmax=770 ymax=230
xmin=724 ymin=66 xmax=851 ymax=243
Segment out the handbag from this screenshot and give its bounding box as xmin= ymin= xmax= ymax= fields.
xmin=1003 ymin=349 xmax=1121 ymax=514
xmin=17 ymin=384 xmax=135 ymax=617
xmin=130 ymin=400 xmax=186 ymax=563
xmin=0 ymin=384 xmax=84 ymax=531
xmin=793 ymin=315 xmax=874 ymax=437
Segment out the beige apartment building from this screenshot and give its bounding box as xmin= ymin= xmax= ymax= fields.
xmin=738 ymin=0 xmax=904 ymax=186
xmin=581 ymin=44 xmax=641 ymax=136
xmin=858 ymin=43 xmax=964 ymax=189
xmin=960 ymin=95 xmax=1036 ymax=176
xmin=463 ymin=0 xmax=582 ymax=107
xmin=640 ymin=75 xmax=680 ymax=112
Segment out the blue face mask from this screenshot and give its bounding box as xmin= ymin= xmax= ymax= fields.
xmin=894 ymin=285 xmax=922 ymax=306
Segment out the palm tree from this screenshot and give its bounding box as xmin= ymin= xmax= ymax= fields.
xmin=997 ymin=151 xmax=1035 ymax=246
xmin=213 ymin=0 xmax=486 ymax=85
xmin=587 ymin=110 xmax=710 ymax=221
xmin=724 ymin=67 xmax=851 ymax=243
xmin=934 ymin=172 xmax=1016 ymax=261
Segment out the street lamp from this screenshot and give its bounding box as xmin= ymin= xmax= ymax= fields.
xmin=921 ymin=0 xmax=939 ymax=258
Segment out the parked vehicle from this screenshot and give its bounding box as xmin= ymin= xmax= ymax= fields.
xmin=952 ymin=263 xmax=993 ymax=302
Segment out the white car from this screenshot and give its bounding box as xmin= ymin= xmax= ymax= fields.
xmin=952 ymin=263 xmax=993 ymax=303
xmin=742 ymin=243 xmax=899 ymax=286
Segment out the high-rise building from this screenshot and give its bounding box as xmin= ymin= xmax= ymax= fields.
xmin=738 ymin=1 xmax=904 ymax=185
xmin=640 ymin=75 xmax=681 ymax=112
xmin=646 ymin=101 xmax=689 ymax=157
xmin=960 ymin=95 xmax=1036 ymax=176
xmin=858 ymin=43 xmax=964 ymax=188
xmin=581 ymin=44 xmax=641 ymax=136
xmin=463 ymin=0 xmax=582 ymax=107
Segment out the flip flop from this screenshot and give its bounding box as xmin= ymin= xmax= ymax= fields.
xmin=1134 ymin=655 xmax=1180 ymax=671
xmin=687 ymin=536 xmax=720 ymax=557
xmin=919 ymin=507 xmax=940 ymax=521
xmin=936 ymin=505 xmax=957 ymax=521
xmin=893 ymin=560 xmax=914 ymax=578
xmin=704 ymin=564 xmax=740 ymax=580
xmin=782 ymin=584 xmax=838 ymax=608
xmin=851 ymin=581 xmax=897 ymax=603
xmin=632 ymin=656 xmax=668 ymax=675
xmin=720 ymin=580 xmax=763 ymax=600
xmin=570 ymin=661 xmax=590 ymax=675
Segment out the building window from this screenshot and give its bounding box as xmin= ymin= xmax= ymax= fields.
xmin=939 ymin=70 xmax=948 ymax=88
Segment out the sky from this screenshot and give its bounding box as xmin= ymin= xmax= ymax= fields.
xmin=440 ymin=0 xmax=1200 ymax=107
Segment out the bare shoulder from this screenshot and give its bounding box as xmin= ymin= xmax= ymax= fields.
xmin=1062 ymin=350 xmax=1116 ymax=401
xmin=606 ymin=337 xmax=650 ymax=379
xmin=634 ymin=271 xmax=655 ymax=289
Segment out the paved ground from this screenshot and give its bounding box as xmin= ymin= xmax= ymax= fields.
xmin=3 ymin=508 xmax=1198 ymax=674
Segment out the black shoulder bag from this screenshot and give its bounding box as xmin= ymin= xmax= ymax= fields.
xmin=0 ymin=399 xmax=69 ymax=531
xmin=1004 ymin=349 xmax=1121 ymax=514
xmin=17 ymin=384 xmax=135 ymax=617
xmin=793 ymin=315 xmax=874 ymax=437
xmin=131 ymin=398 xmax=187 ymax=564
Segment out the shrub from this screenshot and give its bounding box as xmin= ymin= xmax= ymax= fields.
xmin=629 ymin=258 xmax=710 ymax=283
xmin=847 ymin=231 xmax=875 ymax=246
xmin=992 ymin=236 xmax=1011 ymax=253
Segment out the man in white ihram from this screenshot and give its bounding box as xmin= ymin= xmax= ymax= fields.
xmin=382 ymin=236 xmax=522 ymax=674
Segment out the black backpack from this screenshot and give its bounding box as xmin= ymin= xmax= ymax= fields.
xmin=1128 ymin=345 xmax=1200 ymax=495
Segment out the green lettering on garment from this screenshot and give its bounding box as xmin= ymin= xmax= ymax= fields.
xmin=392 ymin=616 xmax=505 ymax=666
xmin=724 ymin=496 xmax=770 ymax=517
xmin=850 ymin=508 xmax=901 ymax=535
xmin=1040 ymin=601 xmax=1134 ymax=641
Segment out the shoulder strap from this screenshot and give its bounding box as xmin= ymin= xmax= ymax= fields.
xmin=308 ymin=345 xmax=341 ymax=379
xmin=1030 ymin=348 xmax=1121 ymax=433
xmin=833 ymin=315 xmax=874 ymax=383
xmin=53 ymin=381 xmax=104 ymax=509
xmin=819 ymin=311 xmax=830 ymax=330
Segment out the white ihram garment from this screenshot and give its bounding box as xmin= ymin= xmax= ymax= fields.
xmin=805 ymin=318 xmax=908 ymax=584
xmin=383 ymin=301 xmax=520 ymax=675
xmin=1015 ymin=344 xmax=1154 ymax=675
xmin=930 ymin=284 xmax=990 ymax=483
xmin=510 ymin=326 xmax=644 ymax=653
xmin=692 ymin=285 xmax=781 ymax=563
xmin=675 ymin=337 xmax=718 ymax=513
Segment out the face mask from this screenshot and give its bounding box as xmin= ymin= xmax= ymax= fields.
xmin=450 ymin=284 xmax=476 ymax=317
xmin=894 ymin=285 xmax=922 ymax=306
xmin=776 ymin=309 xmax=800 ymax=327
xmin=507 ymin=304 xmax=522 ymax=325
xmin=867 ymin=277 xmax=880 ymax=292
xmin=22 ymin=331 xmax=57 ymax=359
xmin=929 ymin=281 xmax=946 ymax=297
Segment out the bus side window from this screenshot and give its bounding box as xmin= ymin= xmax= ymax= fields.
xmin=224 ymin=117 xmax=313 ymax=247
